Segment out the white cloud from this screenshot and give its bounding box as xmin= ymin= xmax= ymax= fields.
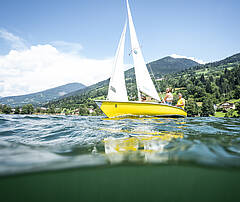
xmin=50 ymin=41 xmax=83 ymax=54
xmin=170 ymin=54 xmax=206 ymax=64
xmin=0 ymin=29 xmax=27 ymax=50
xmin=0 ymin=44 xmax=113 ymax=97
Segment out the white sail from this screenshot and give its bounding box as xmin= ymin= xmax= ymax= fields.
xmin=126 ymin=0 xmax=160 ymax=101
xmin=107 ymin=21 xmax=128 ymax=101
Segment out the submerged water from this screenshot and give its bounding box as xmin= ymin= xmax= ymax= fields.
xmin=0 ymin=114 xmax=240 ymax=176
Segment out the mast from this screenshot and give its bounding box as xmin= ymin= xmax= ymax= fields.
xmin=107 ymin=21 xmax=128 ymax=101
xmin=126 ymin=0 xmax=161 ymax=102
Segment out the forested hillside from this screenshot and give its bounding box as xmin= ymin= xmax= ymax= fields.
xmin=148 ymin=56 xmax=199 ymax=76
xmin=158 ymin=54 xmax=240 ymax=116
xmin=124 ymin=56 xmax=200 ymax=78
xmin=0 ymin=83 xmax=86 ymax=107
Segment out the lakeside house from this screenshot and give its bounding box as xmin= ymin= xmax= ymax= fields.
xmin=73 ymin=109 xmax=80 ymax=115
xmin=218 ymin=102 xmax=235 ymax=110
xmin=156 ymin=78 xmax=165 ymax=81
xmin=40 ymin=107 xmax=47 ymax=111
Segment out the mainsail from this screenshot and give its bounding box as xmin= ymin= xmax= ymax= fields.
xmin=126 ymin=0 xmax=160 ymax=101
xmin=107 ymin=21 xmax=128 ymax=101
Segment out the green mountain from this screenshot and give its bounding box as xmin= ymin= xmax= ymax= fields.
xmin=124 ymin=56 xmax=200 ymax=78
xmin=148 ymin=56 xmax=200 ymax=75
xmin=0 ymin=83 xmax=86 ymax=107
xmin=208 ymin=53 xmax=240 ymax=67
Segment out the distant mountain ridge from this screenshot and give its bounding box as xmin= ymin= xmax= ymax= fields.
xmin=0 ymin=83 xmax=86 ymax=107
xmin=149 ymin=56 xmax=200 ymax=75
xmin=206 ymin=53 xmax=240 ymax=67
xmin=125 ymin=56 xmax=200 ymax=78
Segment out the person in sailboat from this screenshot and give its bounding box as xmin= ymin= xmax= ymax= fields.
xmin=141 ymin=95 xmax=147 ymax=102
xmin=176 ymin=93 xmax=185 ymax=109
xmin=141 ymin=93 xmax=152 ymax=102
xmin=163 ymin=88 xmax=173 ymax=105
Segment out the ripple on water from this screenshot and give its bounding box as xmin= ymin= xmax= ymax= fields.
xmin=0 ymin=115 xmax=240 ymax=176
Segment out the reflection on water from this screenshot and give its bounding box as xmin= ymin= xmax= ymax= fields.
xmin=104 ymin=132 xmax=183 ymax=164
xmin=102 ymin=117 xmax=185 ymax=163
xmin=101 ymin=117 xmax=240 ymax=168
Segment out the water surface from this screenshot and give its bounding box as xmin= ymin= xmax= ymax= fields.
xmin=0 ymin=114 xmax=240 ymax=176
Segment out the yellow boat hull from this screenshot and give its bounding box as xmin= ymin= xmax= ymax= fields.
xmin=95 ymin=100 xmax=187 ymax=118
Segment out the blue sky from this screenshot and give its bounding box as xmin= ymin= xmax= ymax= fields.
xmin=0 ymin=0 xmax=240 ymax=96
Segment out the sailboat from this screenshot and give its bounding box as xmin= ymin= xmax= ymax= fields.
xmin=95 ymin=0 xmax=187 ymax=118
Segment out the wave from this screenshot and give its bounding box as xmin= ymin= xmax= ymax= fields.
xmin=0 ymin=115 xmax=239 ymax=176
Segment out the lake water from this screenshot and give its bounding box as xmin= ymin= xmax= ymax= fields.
xmin=0 ymin=114 xmax=240 ymax=175
xmin=1 ymin=115 xmax=240 ymax=202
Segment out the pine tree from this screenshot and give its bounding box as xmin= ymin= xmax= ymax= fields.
xmin=200 ymin=97 xmax=215 ymax=117
xmin=205 ymin=80 xmax=213 ymax=93
xmin=200 ymin=74 xmax=206 ymax=84
xmin=185 ymin=98 xmax=199 ymax=117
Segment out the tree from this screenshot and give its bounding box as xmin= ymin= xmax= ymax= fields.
xmin=234 ymin=85 xmax=240 ymax=99
xmin=2 ymin=105 xmax=12 ymax=114
xmin=200 ymin=97 xmax=215 ymax=117
xmin=79 ymin=105 xmax=89 ymax=116
xmin=205 ymin=80 xmax=213 ymax=93
xmin=236 ymin=102 xmax=240 ymax=117
xmin=209 ymin=75 xmax=214 ymax=82
xmin=200 ymin=74 xmax=206 ymax=84
xmin=194 ymin=86 xmax=206 ymax=100
xmin=224 ymin=109 xmax=237 ymax=118
xmin=186 ymin=84 xmax=195 ymax=95
xmin=47 ymin=106 xmax=55 ymax=114
xmin=36 ymin=107 xmax=41 ymax=113
xmin=185 ymin=98 xmax=199 ymax=117
xmin=21 ymin=104 xmax=34 ymax=114
xmin=14 ymin=107 xmax=20 ymax=114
